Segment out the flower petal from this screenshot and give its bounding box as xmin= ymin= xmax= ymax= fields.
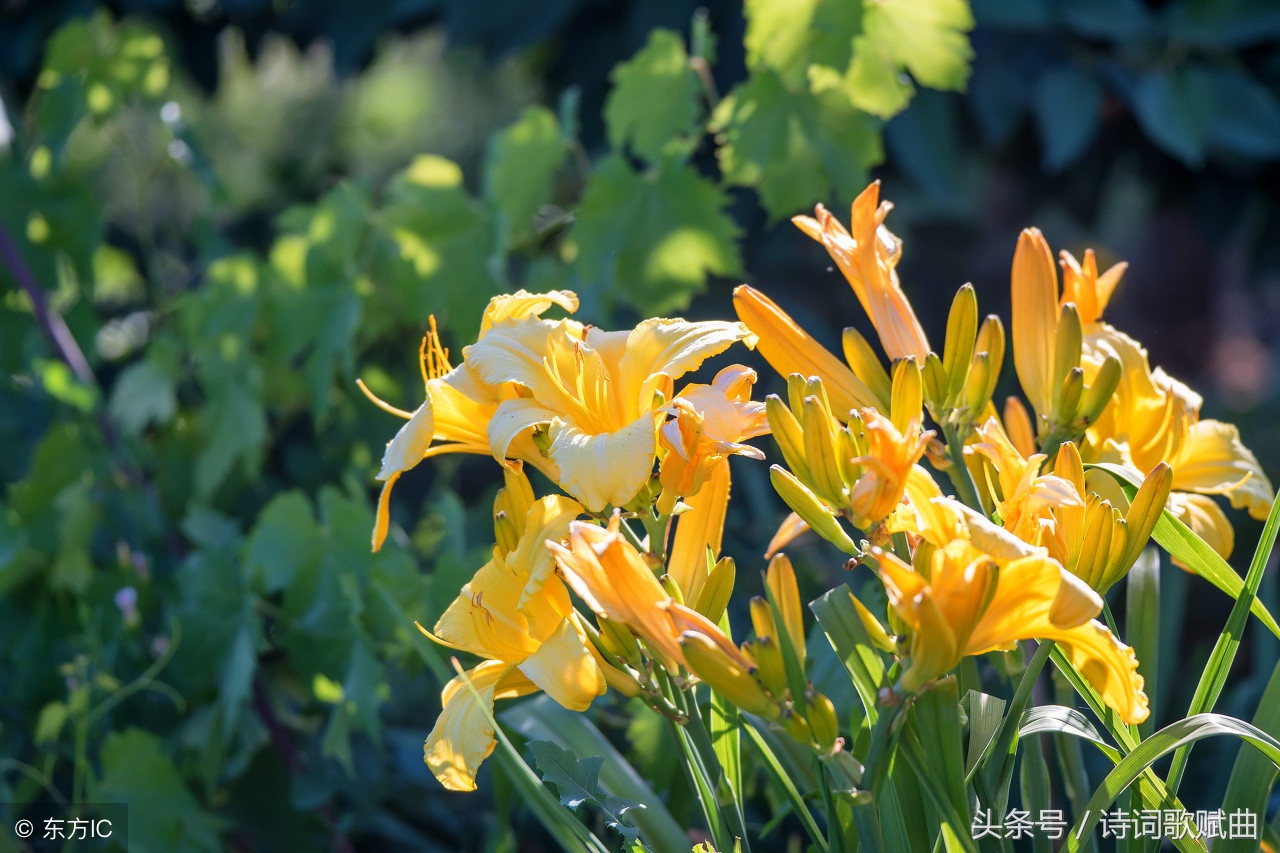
xmin=512 ymin=494 xmax=584 ymax=627
xmin=432 ymin=552 xmax=540 ymax=660
xmin=1167 ymin=491 xmax=1235 ymax=560
xmin=1171 ymin=419 xmax=1274 ymax=520
xmin=480 ymin=289 xmax=579 ymax=336
xmin=617 ymin=317 xmax=758 ymax=414
xmin=425 ymin=660 xmax=534 ymax=791
xmin=548 ymin=415 xmax=659 ymax=512
xmin=1052 ymin=620 xmax=1149 ymax=725
xmin=517 ymin=617 xmax=606 ymax=711
xmin=734 ymin=284 xmax=881 ymax=418
xmin=669 ymin=459 xmax=730 ymax=601
xmin=377 ymin=400 xmax=435 ymax=481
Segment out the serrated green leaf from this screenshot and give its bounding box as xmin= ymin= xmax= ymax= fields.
xmin=714 ymin=70 xmax=882 ymax=219
xmin=196 ymin=383 xmax=266 ymax=497
xmin=244 ymin=491 xmax=321 ymax=593
xmin=109 ymin=356 xmax=177 ymax=435
xmin=91 ymin=728 xmax=223 ymax=853
xmin=742 ymin=0 xmax=821 ymax=85
xmin=485 ymin=106 xmax=567 ymax=244
xmin=846 ymin=0 xmax=975 ymax=119
xmin=571 ymin=155 xmax=739 ymax=313
xmin=1131 ymin=68 xmax=1214 ymax=167
xmin=603 ymin=29 xmax=702 ymax=162
xmin=527 ymin=741 xmax=646 ymax=847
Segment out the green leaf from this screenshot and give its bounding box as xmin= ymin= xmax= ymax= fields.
xmin=845 ymin=0 xmax=975 ymax=119
xmin=571 ymin=155 xmax=740 ymax=314
xmin=91 ymin=728 xmax=223 ymax=853
xmin=505 ymin=696 xmax=688 ymax=853
xmin=34 ymin=701 xmax=68 ymax=746
xmin=1033 ymin=66 xmax=1102 ymax=172
xmin=810 ymin=585 xmax=887 ymax=720
xmin=244 ymin=491 xmax=321 ymax=593
xmin=1203 ymin=67 xmax=1280 ymax=159
xmin=963 ymin=690 xmax=1006 ymax=778
xmin=196 ymin=382 xmax=266 ymax=497
xmin=527 ymin=741 xmax=647 ymax=848
xmin=1064 ymin=715 xmax=1280 ymax=851
xmin=714 ymin=70 xmax=882 ymax=220
xmin=603 ymin=29 xmax=702 ymax=162
xmin=1090 ymin=462 xmax=1280 ymax=639
xmin=743 ymin=716 xmax=829 ymax=852
xmin=742 ymin=0 xmax=822 ymax=85
xmin=109 ymin=356 xmax=177 ymax=435
xmin=1019 ymin=705 xmax=1118 ymax=762
xmin=906 ymin=677 xmax=969 ymax=838
xmin=1131 ymin=68 xmax=1214 ymax=167
xmin=1217 ymin=656 xmax=1280 ymax=853
xmin=484 ymin=106 xmax=567 ymax=244
xmin=1125 ymin=549 xmax=1161 ymax=741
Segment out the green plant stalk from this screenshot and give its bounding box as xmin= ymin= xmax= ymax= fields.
xmin=685 ymin=689 xmax=752 ymax=853
xmin=941 ymin=424 xmax=984 ymax=513
xmin=1163 ymin=491 xmax=1280 ymax=795
xmin=742 ymin=718 xmax=829 ymax=853
xmin=982 ymin=641 xmax=1053 ymax=796
xmin=665 ymin=675 xmax=734 ymax=852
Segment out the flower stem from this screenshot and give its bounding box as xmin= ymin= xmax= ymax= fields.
xmin=941 ymin=424 xmax=984 ymax=513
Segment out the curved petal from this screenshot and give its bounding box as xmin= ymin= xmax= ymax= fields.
xmin=618 ymin=318 xmax=758 ymax=414
xmin=517 ymin=617 xmax=606 ymax=711
xmin=465 ymin=318 xmax=595 ymax=421
xmin=548 ymin=414 xmax=659 ymax=512
xmin=512 ymin=494 xmax=585 ymax=628
xmin=764 ymin=512 xmax=810 ymax=559
xmin=377 ymin=400 xmax=435 ymax=481
xmin=1167 ymin=491 xmax=1235 ymax=560
xmin=480 ymin=289 xmax=579 ymax=336
xmin=488 ymin=398 xmax=555 ymax=463
xmin=733 ymin=285 xmax=881 ymax=418
xmin=669 ymin=459 xmax=730 ymax=601
xmin=1171 ymin=420 xmax=1274 ymax=519
xmin=964 ymin=555 xmax=1100 ymax=654
xmin=1049 ymin=620 xmax=1149 ymax=725
xmin=433 ymin=552 xmax=540 ymax=660
xmin=373 ymin=472 xmax=399 ymax=552
xmin=425 ymin=660 xmax=535 ymax=791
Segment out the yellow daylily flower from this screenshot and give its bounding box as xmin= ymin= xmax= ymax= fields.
xmin=847 ymin=409 xmax=933 ymax=532
xmin=547 ymin=514 xmax=687 ymax=671
xmin=970 ymin=416 xmax=1082 ymax=546
xmin=792 ymin=181 xmax=931 ymax=362
xmin=364 ymin=291 xmax=576 ymax=550
xmin=875 ymin=494 xmax=1148 ymax=724
xmin=420 ymin=491 xmax=606 ymax=791
xmin=464 ymin=312 xmax=756 ymax=512
xmin=659 ymin=365 xmax=769 ymax=499
xmin=733 ymin=284 xmax=883 ymax=418
xmin=1064 ymin=249 xmax=1274 ymax=557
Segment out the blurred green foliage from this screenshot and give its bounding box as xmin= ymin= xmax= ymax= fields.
xmin=2 ymin=0 xmax=1280 ymax=849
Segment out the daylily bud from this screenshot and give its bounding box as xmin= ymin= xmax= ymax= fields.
xmin=782 ymin=712 xmax=813 ymax=743
xmin=1004 ymin=396 xmax=1037 ymax=458
xmin=849 ymin=593 xmax=896 ymax=653
xmin=1052 ymin=303 xmax=1083 ymax=396
xmin=1115 ymin=462 xmax=1173 ymax=583
xmin=961 ymin=351 xmax=993 ymax=415
xmin=660 ymin=574 xmax=686 ymax=605
xmin=943 ymin=284 xmax=978 ymax=404
xmin=921 ymin=351 xmax=948 ymax=415
xmin=493 ymin=510 xmax=520 ymax=554
xmin=890 ymin=357 xmax=923 ymax=435
xmin=1055 ymin=366 xmax=1084 ymax=425
xmin=598 ymin=617 xmax=643 ymax=669
xmin=694 ymin=556 xmax=736 ymax=625
xmin=807 ymin=691 xmax=841 ymax=751
xmin=766 ymin=395 xmax=812 ymax=483
xmin=842 ymin=326 xmax=892 ymax=411
xmin=766 ymin=553 xmax=806 ymax=671
xmin=680 ymin=631 xmax=780 ymax=720
xmin=769 ymin=465 xmax=860 ymax=556
xmin=803 ymin=396 xmax=846 ymax=505
xmin=1076 ymin=354 xmax=1122 ymax=428
xmin=974 ymin=315 xmax=1005 ymax=403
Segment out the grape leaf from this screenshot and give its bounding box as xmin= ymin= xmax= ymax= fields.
xmin=485 ymin=106 xmax=568 ymax=244
xmin=714 ymin=70 xmax=882 ymax=220
xmin=571 ymin=154 xmax=740 ymax=313
xmin=604 ymin=29 xmax=702 ymax=162
xmin=846 ymin=0 xmax=975 ymax=119
xmin=527 ymin=741 xmax=647 ymax=848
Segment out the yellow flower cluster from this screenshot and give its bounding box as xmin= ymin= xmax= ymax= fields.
xmin=363 ymin=180 xmax=1273 ymax=791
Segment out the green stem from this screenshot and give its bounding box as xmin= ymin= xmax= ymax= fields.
xmin=981 ymin=641 xmax=1053 ymax=793
xmin=941 ymin=424 xmax=984 ymax=513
